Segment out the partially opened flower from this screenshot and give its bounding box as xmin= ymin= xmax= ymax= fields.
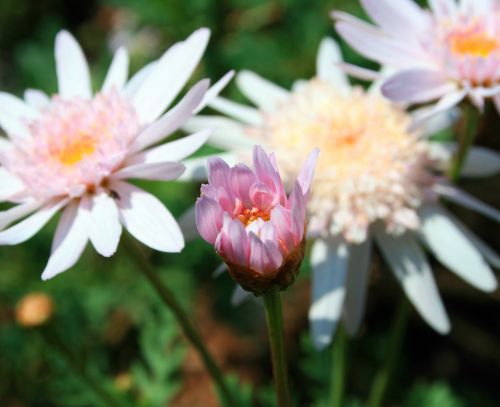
xmin=0 ymin=29 xmax=232 ymax=280
xmin=185 ymin=37 xmax=500 ymax=349
xmin=333 ymin=0 xmax=500 ymax=117
xmin=196 ymin=145 xmax=318 ymax=295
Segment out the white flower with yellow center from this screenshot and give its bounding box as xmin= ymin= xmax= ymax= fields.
xmin=0 ymin=29 xmax=232 ymax=280
xmin=183 ymin=38 xmax=500 ymax=349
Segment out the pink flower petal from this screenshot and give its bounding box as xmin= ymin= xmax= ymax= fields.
xmin=230 ymin=164 xmax=257 ymax=208
xmin=250 ymin=182 xmax=276 ymax=212
xmin=249 ymin=233 xmax=282 ymax=275
xmin=297 ymin=148 xmax=319 ymax=196
xmin=195 ymin=196 xmax=224 ymax=244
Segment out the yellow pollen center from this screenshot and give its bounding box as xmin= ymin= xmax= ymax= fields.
xmin=450 ymin=31 xmax=498 ymax=57
xmin=54 ymin=133 xmax=96 ymax=166
xmin=237 ymin=207 xmax=270 ymax=226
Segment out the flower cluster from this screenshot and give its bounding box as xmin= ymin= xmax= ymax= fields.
xmin=185 ymin=34 xmax=500 ymax=349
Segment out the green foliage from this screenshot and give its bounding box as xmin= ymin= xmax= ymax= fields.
xmin=404 ymin=382 xmax=465 ymax=407
xmin=130 ymin=304 xmax=184 ymax=407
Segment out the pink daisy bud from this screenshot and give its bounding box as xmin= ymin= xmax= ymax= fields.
xmin=196 ymin=145 xmax=318 ymax=295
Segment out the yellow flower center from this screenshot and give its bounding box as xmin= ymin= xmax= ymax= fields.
xmin=237 ymin=207 xmax=270 ymax=226
xmin=52 ymin=133 xmax=97 ymax=166
xmin=449 ymin=30 xmax=498 ymax=58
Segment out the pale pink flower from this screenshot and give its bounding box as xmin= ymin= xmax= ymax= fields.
xmin=0 ymin=29 xmax=233 ymax=280
xmin=333 ymin=0 xmax=500 ymax=118
xmin=195 ymin=145 xmax=318 ymax=294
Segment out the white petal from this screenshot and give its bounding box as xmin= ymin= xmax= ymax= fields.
xmin=418 ymin=204 xmax=497 ymax=292
xmin=194 ymin=71 xmax=235 ymax=114
xmin=0 ymin=199 xmax=66 ymax=245
xmin=113 ymin=161 xmax=185 ymax=181
xmin=102 ymin=46 xmax=129 ymax=92
xmin=179 ymin=152 xmax=239 ymax=182
xmin=84 ymin=193 xmax=122 ymax=257
xmin=131 ymin=28 xmax=210 ymax=124
xmin=183 ymin=116 xmax=253 ymax=150
xmin=374 ymin=227 xmax=450 ymax=334
xmin=441 ymin=211 xmax=500 ymax=269
xmin=24 ymin=89 xmax=50 ymax=109
xmin=113 ymin=181 xmax=184 ymax=252
xmin=41 ymin=202 xmax=88 ymax=280
xmin=412 ymin=106 xmax=459 ymax=137
xmin=129 ymin=80 xmax=209 ymax=153
xmin=434 ymin=184 xmax=500 ymax=223
xmin=409 ymin=90 xmax=467 ymax=131
xmin=123 ymin=61 xmax=157 ymax=98
xmin=231 ymin=285 xmax=251 ymax=306
xmin=55 ymin=30 xmax=92 ymax=99
xmin=0 ymin=200 xmax=42 ymax=230
xmin=316 ymin=37 xmax=350 ymax=92
xmin=343 ymin=238 xmax=372 ymax=336
xmin=461 ymin=146 xmax=500 ymax=177
xmin=0 ymin=169 xmax=26 ymax=202
xmin=309 ymin=238 xmax=350 ymax=350
xmin=208 ymin=96 xmax=262 ymax=125
xmin=127 ymin=130 xmax=211 ymax=166
xmin=0 ymin=92 xmax=39 ymax=140
xmin=236 ymin=70 xmax=289 ymax=112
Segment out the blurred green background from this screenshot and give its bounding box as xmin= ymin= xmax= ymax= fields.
xmin=0 ymin=0 xmax=499 ymax=406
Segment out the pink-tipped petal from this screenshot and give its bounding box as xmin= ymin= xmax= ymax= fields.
xmin=270 ymin=205 xmax=295 ymax=253
xmin=195 ymin=196 xmax=224 ymax=244
xmin=249 ymin=182 xmax=276 ymax=212
xmin=297 ymin=148 xmax=319 ymax=196
xmin=230 ymin=164 xmax=257 ymax=208
xmin=249 ymin=233 xmax=282 ymax=275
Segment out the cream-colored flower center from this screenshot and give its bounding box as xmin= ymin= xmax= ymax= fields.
xmin=247 ymin=80 xmax=438 ymax=243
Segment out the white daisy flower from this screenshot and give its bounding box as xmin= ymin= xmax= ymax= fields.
xmin=182 ymin=37 xmax=500 ymax=349
xmin=0 ymin=29 xmax=233 ymax=280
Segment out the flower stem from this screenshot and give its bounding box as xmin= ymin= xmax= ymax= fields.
xmin=39 ymin=327 xmax=123 ymax=407
xmin=125 ymin=240 xmax=236 ymax=407
xmin=447 ymin=103 xmax=481 ymax=182
xmin=329 ymin=324 xmax=347 ymax=407
xmin=262 ymin=288 xmax=291 ymax=407
xmin=367 ymin=298 xmax=410 ymax=407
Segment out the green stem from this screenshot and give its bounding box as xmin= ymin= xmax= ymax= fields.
xmin=262 ymin=288 xmax=291 ymax=407
xmin=40 ymin=327 xmax=123 ymax=407
xmin=367 ymin=298 xmax=410 ymax=407
xmin=330 ymin=325 xmax=347 ymax=407
xmin=125 ymin=240 xmax=236 ymax=407
xmin=447 ymin=103 xmax=481 ymax=182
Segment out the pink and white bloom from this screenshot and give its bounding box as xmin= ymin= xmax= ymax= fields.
xmin=333 ymin=0 xmax=500 ymax=118
xmin=184 ymin=37 xmax=500 ymax=349
xmin=195 ymin=145 xmax=318 ymax=294
xmin=0 ymin=29 xmax=233 ymax=280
